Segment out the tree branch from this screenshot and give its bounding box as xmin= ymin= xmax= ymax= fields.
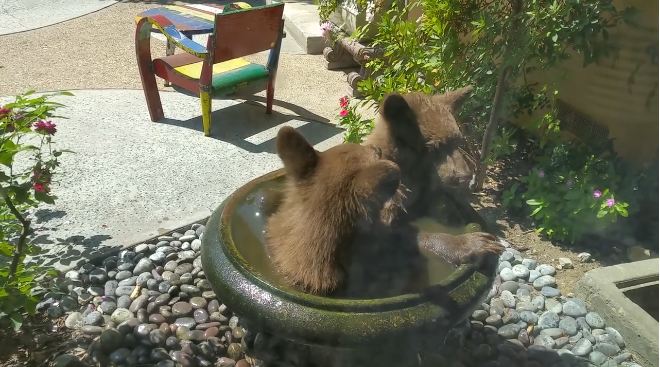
xmin=471 ymin=0 xmax=523 ymax=191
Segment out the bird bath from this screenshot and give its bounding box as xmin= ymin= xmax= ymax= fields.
xmin=201 ymin=169 xmax=498 ymax=366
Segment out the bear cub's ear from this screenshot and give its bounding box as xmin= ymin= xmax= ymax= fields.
xmin=276 ymin=126 xmax=318 ymax=180
xmin=381 ymin=93 xmax=425 ymax=151
xmin=434 ymin=85 xmax=473 ymax=113
xmin=382 ymin=94 xmax=413 ymax=123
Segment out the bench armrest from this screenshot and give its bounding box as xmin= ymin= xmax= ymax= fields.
xmin=141 ymin=15 xmax=208 ymax=58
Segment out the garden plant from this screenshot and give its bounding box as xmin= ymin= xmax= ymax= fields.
xmin=334 ymin=0 xmax=654 ymax=244
xmin=0 ymin=91 xmax=71 ymax=331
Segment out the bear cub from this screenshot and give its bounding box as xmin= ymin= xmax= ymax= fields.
xmin=265 ymin=125 xmax=502 ymax=296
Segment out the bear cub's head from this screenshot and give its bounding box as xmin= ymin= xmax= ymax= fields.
xmin=365 ymin=86 xmax=476 ymax=217
xmin=265 ymin=126 xmax=405 ymax=294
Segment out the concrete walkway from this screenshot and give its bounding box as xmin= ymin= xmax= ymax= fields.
xmin=0 ymin=1 xmax=355 ymax=120
xmin=0 ymin=0 xmax=117 ymax=35
xmin=1 ymin=89 xmax=343 ymax=270
xmin=0 ymin=0 xmax=356 ymax=270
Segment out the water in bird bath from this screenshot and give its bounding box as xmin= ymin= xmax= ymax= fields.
xmin=229 ymin=177 xmax=482 ymax=298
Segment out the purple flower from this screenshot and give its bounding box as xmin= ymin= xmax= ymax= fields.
xmin=606 ymin=198 xmax=616 ymax=207
xmin=593 ymin=190 xmax=602 ymax=198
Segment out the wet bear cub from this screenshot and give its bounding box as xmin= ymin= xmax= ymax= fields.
xmin=265 ymin=127 xmax=502 ymax=296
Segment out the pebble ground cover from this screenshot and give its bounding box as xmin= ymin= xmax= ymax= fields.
xmin=38 ymin=224 xmax=643 ymax=367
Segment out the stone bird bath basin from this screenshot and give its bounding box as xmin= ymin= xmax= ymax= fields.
xmin=201 ymin=169 xmax=498 ymax=366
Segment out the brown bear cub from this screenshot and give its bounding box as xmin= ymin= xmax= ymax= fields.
xmin=364 ymin=87 xmax=481 ymax=225
xmin=265 ymin=126 xmax=502 ymax=296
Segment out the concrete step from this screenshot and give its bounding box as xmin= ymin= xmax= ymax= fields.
xmin=283 ymin=1 xmax=325 ymax=55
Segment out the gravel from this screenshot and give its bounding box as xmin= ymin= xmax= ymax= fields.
xmin=454 ymin=247 xmax=638 ymax=367
xmin=36 ymin=227 xmax=640 ymax=367
xmin=32 ymin=224 xmax=261 ymax=367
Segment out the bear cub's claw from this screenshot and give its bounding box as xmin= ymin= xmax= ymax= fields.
xmin=456 ymin=232 xmax=505 ymax=264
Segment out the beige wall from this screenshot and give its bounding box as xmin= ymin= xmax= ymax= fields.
xmin=536 ymin=0 xmax=658 ymax=163
xmin=406 ymin=0 xmax=657 ymax=163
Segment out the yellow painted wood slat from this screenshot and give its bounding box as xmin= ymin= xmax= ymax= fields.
xmin=174 ymin=58 xmax=251 ymax=79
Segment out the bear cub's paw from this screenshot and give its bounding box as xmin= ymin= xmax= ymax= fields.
xmin=455 ymin=232 xmax=504 ymax=265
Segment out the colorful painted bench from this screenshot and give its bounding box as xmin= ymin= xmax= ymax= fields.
xmin=135 ymin=2 xmax=263 ymax=58
xmin=135 ymin=2 xmax=285 ymax=136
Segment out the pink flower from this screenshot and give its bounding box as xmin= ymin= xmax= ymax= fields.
xmin=320 ymin=21 xmax=333 ymax=38
xmin=537 ymin=170 xmax=545 ymax=178
xmin=593 ymin=190 xmax=602 ymax=199
xmin=33 ymin=182 xmax=46 ymax=193
xmin=0 ymin=107 xmax=10 ymax=118
xmin=339 ymin=109 xmax=349 ymax=117
xmin=606 ymin=198 xmax=616 ymax=207
xmin=339 ymin=96 xmax=349 ymax=108
xmin=33 ymin=120 xmax=57 ymax=135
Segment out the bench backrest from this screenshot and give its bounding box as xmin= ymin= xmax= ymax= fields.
xmin=209 ymin=2 xmax=285 ymax=64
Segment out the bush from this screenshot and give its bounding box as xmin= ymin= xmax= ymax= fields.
xmin=350 ymin=0 xmax=648 ymax=243
xmin=0 ymin=91 xmax=71 ymax=330
xmin=501 ymin=96 xmax=648 ymax=243
xmin=319 ymin=0 xmax=371 ymax=21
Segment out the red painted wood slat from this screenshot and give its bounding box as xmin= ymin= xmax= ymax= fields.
xmin=211 ymin=4 xmax=285 ymax=63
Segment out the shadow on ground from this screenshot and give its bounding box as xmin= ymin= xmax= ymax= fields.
xmin=30 ymin=232 xmax=114 ymax=269
xmin=421 ymin=326 xmax=597 ymax=367
xmin=159 ymin=99 xmax=342 ymax=153
xmin=33 ymin=208 xmax=67 ymax=224
xmin=257 ymin=324 xmax=597 ymax=366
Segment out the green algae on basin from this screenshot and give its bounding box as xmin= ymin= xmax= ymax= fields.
xmin=201 ymin=169 xmax=497 ymax=349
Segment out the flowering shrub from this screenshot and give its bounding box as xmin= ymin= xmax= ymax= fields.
xmin=0 ymin=91 xmax=71 ymax=330
xmin=501 ymin=108 xmax=639 ymax=243
xmin=357 ymin=0 xmax=636 ymax=188
xmin=504 ymin=165 xmax=631 ymax=243
xmin=337 ymin=96 xmax=374 ymax=143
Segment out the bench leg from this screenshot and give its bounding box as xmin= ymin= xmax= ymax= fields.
xmin=136 ymin=18 xmax=164 ymax=122
xmin=200 ymin=91 xmax=212 ymax=137
xmin=142 ymin=76 xmax=164 ymax=122
xmin=266 ymin=78 xmax=275 ymax=114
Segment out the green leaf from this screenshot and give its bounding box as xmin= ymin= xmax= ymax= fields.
xmin=34 ymin=192 xmax=56 ymax=205
xmin=526 ymin=199 xmax=543 ymax=206
xmin=596 ymin=209 xmax=607 ymax=219
xmin=0 ymin=242 xmax=13 ymax=257
xmin=10 ymin=313 xmax=23 ymax=332
xmin=617 ymin=206 xmax=629 ymax=217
